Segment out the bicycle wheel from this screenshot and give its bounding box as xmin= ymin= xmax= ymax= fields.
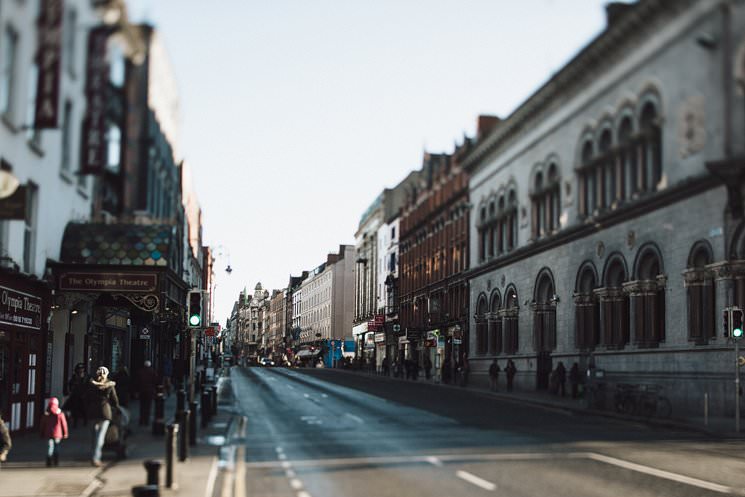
xmin=656 ymin=397 xmax=672 ymax=418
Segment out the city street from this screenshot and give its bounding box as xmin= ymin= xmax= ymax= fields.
xmin=223 ymin=366 xmax=745 ymax=497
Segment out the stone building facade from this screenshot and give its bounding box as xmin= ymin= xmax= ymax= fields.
xmin=465 ymin=0 xmax=745 ymax=415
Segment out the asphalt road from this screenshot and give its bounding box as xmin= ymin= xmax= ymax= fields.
xmin=227 ymin=366 xmax=745 ymax=497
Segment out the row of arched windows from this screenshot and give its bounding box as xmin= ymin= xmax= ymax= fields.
xmin=477 ymin=189 xmax=517 ymax=263
xmin=474 ymin=240 xmax=718 ymax=356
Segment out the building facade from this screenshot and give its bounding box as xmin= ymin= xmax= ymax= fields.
xmin=465 ymin=0 xmax=745 ymax=415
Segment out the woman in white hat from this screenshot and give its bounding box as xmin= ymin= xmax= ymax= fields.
xmin=85 ymin=366 xmax=119 ymax=466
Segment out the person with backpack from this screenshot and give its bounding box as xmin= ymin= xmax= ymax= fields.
xmin=40 ymin=397 xmax=68 ymax=466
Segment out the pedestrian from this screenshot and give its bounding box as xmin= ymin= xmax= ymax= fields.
xmin=63 ymin=363 xmax=88 ymax=428
xmin=86 ymin=366 xmax=119 ymax=467
xmin=412 ymin=359 xmax=420 ymax=381
xmin=488 ymin=359 xmax=501 ymax=392
xmin=555 ymin=361 xmax=567 ymax=397
xmin=382 ymin=357 xmax=390 ymax=376
xmin=423 ymin=355 xmax=432 ymax=380
xmin=404 ymin=358 xmax=413 ymax=380
xmin=460 ymin=355 xmax=470 ymax=387
xmin=442 ymin=357 xmax=452 ymax=384
xmin=112 ymin=367 xmax=131 ymax=407
xmin=569 ymin=362 xmax=581 ymax=399
xmin=0 ymin=409 xmax=11 ymax=467
xmin=40 ymin=397 xmax=68 ymax=467
xmin=506 ymin=359 xmax=517 ymax=392
xmin=136 ymin=360 xmax=158 ymax=426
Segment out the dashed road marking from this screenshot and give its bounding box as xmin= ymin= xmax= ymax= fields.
xmin=297 ymin=492 xmax=313 ymax=497
xmin=281 ymin=461 xmax=291 ymax=469
xmin=345 ymin=413 xmax=364 ymax=424
xmin=275 ymin=446 xmax=284 ymax=454
xmin=278 ymin=453 xmax=287 ymax=460
xmin=321 ymin=393 xmax=328 ymax=398
xmin=456 ymin=470 xmax=497 ymax=491
xmin=285 ymin=469 xmax=296 ymax=478
xmin=290 ymin=479 xmax=304 ymax=490
xmin=303 ymin=393 xmax=310 ymax=398
xmin=426 ymin=456 xmax=443 ymax=467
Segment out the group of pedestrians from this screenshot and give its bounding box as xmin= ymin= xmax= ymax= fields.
xmin=0 ymin=359 xmax=169 ymax=469
xmin=549 ymin=361 xmax=582 ymax=398
xmin=488 ymin=359 xmax=517 ymax=392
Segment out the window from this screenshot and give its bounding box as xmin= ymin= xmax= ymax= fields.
xmin=60 ymin=101 xmax=72 ymax=173
xmin=531 ymin=164 xmax=561 ymax=239
xmin=574 ymin=264 xmax=599 ymax=350
xmin=488 ymin=292 xmax=501 ymax=355
xmin=23 ymin=183 xmax=38 ymax=274
xmin=597 ymin=257 xmax=630 ymax=348
xmin=503 ymin=288 xmax=519 ymax=354
xmin=63 ymin=9 xmax=77 ymax=76
xmin=685 ymin=242 xmax=715 ymax=345
xmin=0 ymin=26 xmax=19 ymax=118
xmin=532 ymin=272 xmax=556 ymax=352
xmin=640 ymin=102 xmax=662 ymax=191
xmin=475 ymin=296 xmax=488 ymax=355
xmin=26 ymin=64 xmax=40 ymax=143
xmin=630 ymin=247 xmax=665 ymax=348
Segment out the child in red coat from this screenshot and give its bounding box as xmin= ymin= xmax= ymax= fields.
xmin=40 ymin=397 xmax=68 ymax=466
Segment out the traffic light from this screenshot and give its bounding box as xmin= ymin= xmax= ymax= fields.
xmin=733 ymin=308 xmax=744 ymax=339
xmin=724 ymin=309 xmax=731 ymax=338
xmin=188 ymin=291 xmax=203 ymax=328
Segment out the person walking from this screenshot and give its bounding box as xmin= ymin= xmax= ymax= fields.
xmin=86 ymin=366 xmax=119 ymax=467
xmin=112 ymin=367 xmax=131 ymax=407
xmin=40 ymin=397 xmax=68 ymax=466
xmin=489 ymin=359 xmax=501 ymax=392
xmin=64 ymin=363 xmax=88 ymax=428
xmin=555 ymin=361 xmax=567 ymax=397
xmin=381 ymin=356 xmax=390 ymax=376
xmin=569 ymin=362 xmax=581 ymax=399
xmin=136 ymin=360 xmax=158 ymax=426
xmin=459 ymin=355 xmax=470 ymax=387
xmin=505 ymin=359 xmax=517 ymax=392
xmin=0 ymin=410 xmax=11 ymax=467
xmin=442 ymin=357 xmax=452 ymax=384
xmin=423 ymin=355 xmax=432 ymax=380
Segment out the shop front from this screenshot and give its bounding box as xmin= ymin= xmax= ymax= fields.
xmin=0 ymin=267 xmax=51 ymax=432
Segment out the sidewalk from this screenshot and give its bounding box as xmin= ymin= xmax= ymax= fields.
xmin=0 ymin=372 xmax=238 ymax=497
xmin=320 ymin=367 xmax=745 ymax=439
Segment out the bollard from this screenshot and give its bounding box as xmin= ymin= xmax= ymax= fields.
xmin=210 ymin=385 xmax=218 ymax=417
xmin=178 ymin=409 xmax=190 ymax=461
xmin=144 ymin=460 xmax=161 ymax=486
xmin=189 ymin=401 xmax=198 ymax=447
xmin=165 ymin=423 xmax=178 ymax=489
xmin=176 ymin=389 xmax=186 ymax=412
xmin=201 ymin=391 xmax=210 ymax=428
xmin=131 ymin=484 xmax=159 ymax=497
xmin=152 ymin=392 xmax=165 ymax=436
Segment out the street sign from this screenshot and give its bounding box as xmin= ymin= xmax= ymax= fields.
xmin=139 ymin=327 xmax=150 ymax=340
xmin=205 ymin=327 xmax=215 ymax=337
xmin=393 ymin=324 xmax=401 ymax=333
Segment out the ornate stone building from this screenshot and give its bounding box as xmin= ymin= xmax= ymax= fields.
xmin=465 ymin=0 xmax=745 ymax=415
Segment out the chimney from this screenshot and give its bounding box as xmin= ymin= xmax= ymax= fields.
xmin=605 ymin=2 xmax=633 ymax=27
xmin=477 ymin=115 xmax=501 ymax=140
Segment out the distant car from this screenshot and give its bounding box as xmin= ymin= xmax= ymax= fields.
xmin=259 ymin=357 xmax=275 ymax=367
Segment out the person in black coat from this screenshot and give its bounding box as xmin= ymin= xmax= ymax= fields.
xmin=569 ymin=362 xmax=581 ymax=399
xmin=112 ymin=367 xmax=131 ymax=407
xmin=86 ymin=366 xmax=119 ymax=466
xmin=555 ymin=361 xmax=567 ymax=397
xmin=64 ymin=363 xmax=89 ymax=427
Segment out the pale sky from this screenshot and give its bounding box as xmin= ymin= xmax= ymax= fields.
xmin=125 ymin=0 xmax=612 ymax=325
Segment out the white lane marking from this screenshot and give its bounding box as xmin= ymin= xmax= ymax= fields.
xmin=204 ymin=456 xmax=219 ymax=497
xmin=275 ymin=446 xmax=284 ymax=454
xmin=345 ymin=413 xmax=364 ymax=424
xmin=220 ymin=470 xmax=234 ymax=497
xmin=585 ymin=452 xmax=739 ymax=495
xmin=287 ymin=385 xmax=295 ymax=390
xmin=285 ymin=468 xmax=296 ymax=478
xmin=278 ymin=453 xmax=287 ymax=460
xmin=303 ymin=393 xmax=310 ymax=398
xmin=456 ymin=470 xmax=497 ymax=491
xmin=281 ymin=461 xmax=291 ymax=469
xmin=321 ymin=393 xmax=328 ymax=398
xmin=235 ymin=445 xmax=247 ymax=497
xmin=297 ymin=492 xmax=313 ymax=497
xmin=290 ymin=479 xmax=304 ymax=490
xmin=426 ymin=456 xmax=443 ymax=467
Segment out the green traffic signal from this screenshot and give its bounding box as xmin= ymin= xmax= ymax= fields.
xmin=734 ymin=327 xmax=744 ymax=338
xmin=189 ymin=313 xmax=201 ymax=326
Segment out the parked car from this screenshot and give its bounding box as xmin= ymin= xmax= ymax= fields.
xmin=259 ymin=357 xmax=275 ymax=367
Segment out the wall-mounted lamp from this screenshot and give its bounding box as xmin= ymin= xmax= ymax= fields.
xmin=71 ymin=309 xmax=79 ymax=315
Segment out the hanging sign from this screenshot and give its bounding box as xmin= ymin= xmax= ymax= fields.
xmin=80 ymin=26 xmax=112 ymax=174
xmin=34 ymin=0 xmax=64 ymax=128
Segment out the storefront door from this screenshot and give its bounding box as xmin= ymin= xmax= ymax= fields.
xmin=8 ymin=330 xmax=40 ymax=431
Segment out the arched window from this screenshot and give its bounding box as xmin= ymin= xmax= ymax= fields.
xmin=475 ymin=295 xmax=488 ymax=355
xmin=574 ymin=263 xmax=600 ymax=350
xmin=618 ymin=116 xmax=635 ymax=199
xmin=640 ymin=102 xmax=663 ymax=192
xmin=532 ymin=271 xmax=556 ymax=353
xmin=504 ymin=287 xmax=519 ymax=354
xmin=497 ymin=196 xmax=506 ymax=254
xmin=598 ymin=256 xmax=630 ymax=348
xmin=630 ymin=245 xmax=666 ymax=347
xmin=599 ymin=129 xmax=614 ymax=209
xmin=487 ymin=200 xmax=496 ymax=259
xmin=547 ymin=164 xmax=560 ymax=231
xmin=478 ymin=206 xmax=487 ymax=262
xmin=685 ymin=242 xmax=714 ymax=344
xmin=579 ymin=140 xmax=595 ymax=217
xmin=489 ymin=291 xmax=502 ymax=355
xmin=507 ymin=190 xmax=518 ymax=250
xmin=532 ymin=172 xmax=545 ymax=239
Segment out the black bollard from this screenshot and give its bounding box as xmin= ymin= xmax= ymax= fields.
xmin=131 ymin=485 xmax=159 ymax=497
xmin=152 ymin=392 xmax=165 ymax=436
xmin=201 ymin=390 xmax=210 ymax=428
xmin=210 ymin=386 xmax=218 ymax=416
xmin=144 ymin=460 xmax=161 ymax=486
xmin=176 ymin=389 xmax=186 ymax=412
xmin=165 ymin=423 xmax=178 ymax=489
xmin=178 ymin=409 xmax=190 ymax=462
xmin=188 ymin=401 xmax=198 ymax=447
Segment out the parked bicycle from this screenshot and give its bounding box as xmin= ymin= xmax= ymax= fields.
xmin=613 ymin=383 xmax=672 ymax=418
